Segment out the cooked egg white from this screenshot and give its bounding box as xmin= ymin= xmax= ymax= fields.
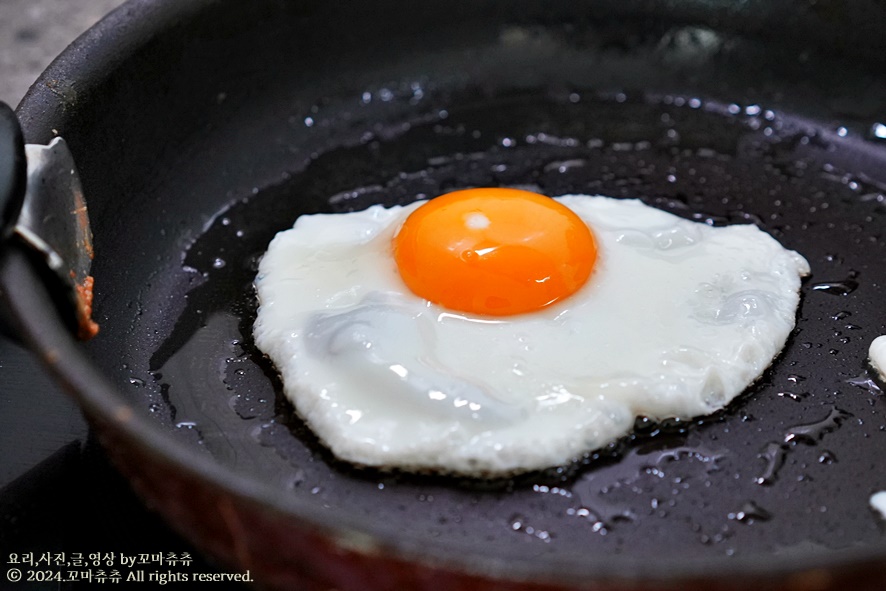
xmin=870 ymin=491 xmax=886 ymax=520
xmin=870 ymin=336 xmax=886 ymax=381
xmin=253 ymin=195 xmax=810 ymax=475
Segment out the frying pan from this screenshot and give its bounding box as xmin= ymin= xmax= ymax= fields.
xmin=3 ymin=0 xmax=886 ymax=589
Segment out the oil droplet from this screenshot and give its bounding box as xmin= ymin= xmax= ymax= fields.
xmin=128 ymin=377 xmax=145 ymax=387
xmin=728 ymin=501 xmax=772 ymax=524
xmin=175 ymin=421 xmax=203 ymax=443
xmin=633 ymin=415 xmax=657 ymax=434
xmin=846 ymin=374 xmax=883 ymax=394
xmin=510 ymin=514 xmax=526 ymax=531
xmin=784 ymin=407 xmax=848 ymax=444
xmin=818 ymin=450 xmax=837 ymax=464
xmin=532 ymin=484 xmax=573 ymax=498
xmin=636 ymin=444 xmax=724 ymax=472
xmin=508 ymin=514 xmax=553 ymax=542
xmin=777 ymin=391 xmax=809 ymax=401
xmin=811 ymin=279 xmax=859 ymax=296
xmin=869 ymin=123 xmax=886 ymax=141
xmin=755 ymin=442 xmax=787 ymax=485
xmin=543 ymin=159 xmax=587 ymax=173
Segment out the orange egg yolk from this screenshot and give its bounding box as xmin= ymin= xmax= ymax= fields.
xmin=392 ymin=188 xmax=598 ymax=316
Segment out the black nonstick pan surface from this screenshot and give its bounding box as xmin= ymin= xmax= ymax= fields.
xmin=7 ymin=0 xmax=886 ymax=588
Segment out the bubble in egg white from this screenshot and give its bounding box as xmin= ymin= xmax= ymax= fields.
xmin=253 ymin=195 xmax=810 ymax=475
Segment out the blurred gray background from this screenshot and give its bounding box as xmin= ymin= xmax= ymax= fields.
xmin=0 ymin=0 xmax=126 ymax=108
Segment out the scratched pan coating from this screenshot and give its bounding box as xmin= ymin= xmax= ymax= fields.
xmin=16 ymin=0 xmax=886 ymax=587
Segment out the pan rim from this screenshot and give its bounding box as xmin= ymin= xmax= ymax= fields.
xmin=12 ymin=0 xmax=886 ymax=586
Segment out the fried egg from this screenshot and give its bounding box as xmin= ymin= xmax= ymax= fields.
xmin=253 ymin=189 xmax=810 ymax=475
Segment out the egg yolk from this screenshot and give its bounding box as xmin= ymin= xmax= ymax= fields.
xmin=392 ymin=188 xmax=597 ymax=316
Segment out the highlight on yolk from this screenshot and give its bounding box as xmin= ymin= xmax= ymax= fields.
xmin=392 ymin=188 xmax=597 ymax=316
